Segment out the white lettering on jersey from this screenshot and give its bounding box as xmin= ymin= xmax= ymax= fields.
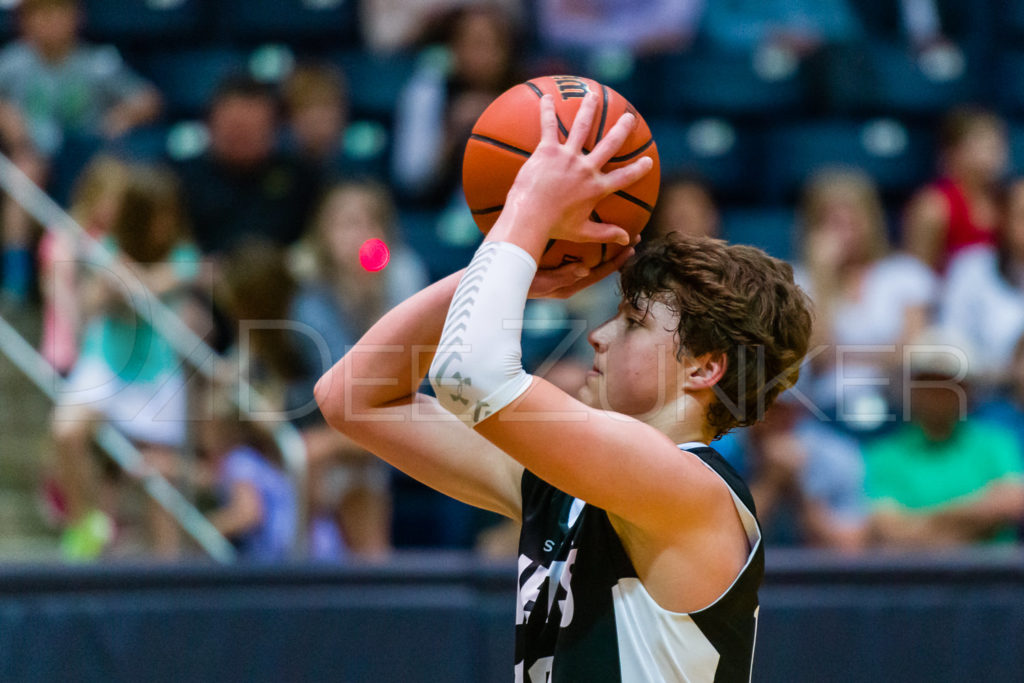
xmin=517 ymin=549 xmax=578 ymax=628
xmin=543 ymin=539 xmax=555 ymax=552
xmin=517 ymin=554 xmax=548 ymax=626
xmin=558 ymin=548 xmax=577 ymax=627
xmin=527 ymin=656 xmax=553 ymax=682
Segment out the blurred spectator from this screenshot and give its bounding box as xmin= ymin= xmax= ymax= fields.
xmin=219 ymin=239 xmax=396 ymax=559
xmin=795 ymin=168 xmax=936 ymax=430
xmin=359 ymin=0 xmax=524 ymax=54
xmin=939 ymin=178 xmax=1024 ymax=386
xmin=51 ymin=164 xmax=203 ymax=560
xmin=37 ymin=154 xmax=128 ymax=375
xmin=392 ymin=2 xmax=523 ymax=207
xmin=644 ymin=171 xmax=720 ymax=241
xmin=289 ymin=181 xmax=431 ymax=556
xmin=699 ymin=0 xmax=862 ymax=55
xmin=195 ymin=390 xmax=297 ymax=563
xmin=536 ymin=0 xmax=705 ymax=56
xmin=0 ymin=0 xmax=160 ymax=305
xmin=174 ymin=75 xmax=323 ymax=256
xmin=746 ymin=398 xmax=868 ymax=551
xmin=281 ymin=63 xmax=349 ymax=173
xmin=866 ymin=329 xmax=1024 ymax=547
xmin=903 ymin=106 xmax=1006 ymax=272
xmin=0 ymin=0 xmax=161 ymax=154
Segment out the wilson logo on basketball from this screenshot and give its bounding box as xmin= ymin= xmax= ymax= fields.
xmin=552 ymin=76 xmax=588 ymax=100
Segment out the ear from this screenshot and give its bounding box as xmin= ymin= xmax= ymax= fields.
xmin=682 ymin=351 xmax=727 ymax=392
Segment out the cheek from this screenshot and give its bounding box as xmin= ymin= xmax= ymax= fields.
xmin=597 ymin=342 xmax=679 ymax=415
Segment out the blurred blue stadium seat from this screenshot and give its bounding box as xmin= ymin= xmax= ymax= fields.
xmin=83 ymin=0 xmax=203 ymax=43
xmin=110 ymin=125 xmax=171 ymax=162
xmin=332 ymin=51 xmax=418 ymax=123
xmin=0 ymin=3 xmax=15 ymax=41
xmin=721 ymin=207 xmax=797 ymax=262
xmin=648 ymin=118 xmax=756 ymax=201
xmin=140 ymin=48 xmax=247 ymax=118
xmin=1005 ymin=122 xmax=1024 ymax=176
xmin=216 ymin=0 xmax=357 ymax=45
xmin=822 ymin=40 xmax=978 ymax=118
xmin=995 ymin=51 xmax=1024 ymax=116
xmin=761 ymin=119 xmax=932 ymax=203
xmin=655 ymin=50 xmax=807 ymax=120
xmin=400 ymin=209 xmax=481 ymax=283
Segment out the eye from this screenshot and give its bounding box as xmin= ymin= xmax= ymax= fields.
xmin=625 ymin=317 xmax=644 ymax=329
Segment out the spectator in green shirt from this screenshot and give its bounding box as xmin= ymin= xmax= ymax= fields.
xmin=865 ymin=329 xmax=1024 ymax=547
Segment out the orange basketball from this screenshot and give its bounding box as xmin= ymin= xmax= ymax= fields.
xmin=462 ymin=75 xmax=660 ymax=269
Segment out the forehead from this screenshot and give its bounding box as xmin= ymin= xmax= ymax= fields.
xmin=620 ymin=297 xmax=679 ymax=325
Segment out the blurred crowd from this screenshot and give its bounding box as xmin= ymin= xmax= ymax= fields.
xmin=2 ymin=0 xmax=1024 ymax=562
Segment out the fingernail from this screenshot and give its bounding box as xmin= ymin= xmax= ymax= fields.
xmin=574 ymin=266 xmax=590 ymax=277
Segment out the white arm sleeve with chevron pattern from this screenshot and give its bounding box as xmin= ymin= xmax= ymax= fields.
xmin=429 ymin=241 xmax=537 ymax=426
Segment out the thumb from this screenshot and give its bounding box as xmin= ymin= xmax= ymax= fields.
xmin=575 ymin=220 xmax=631 ymax=246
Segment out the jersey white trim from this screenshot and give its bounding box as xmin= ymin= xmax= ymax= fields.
xmin=677 ymin=446 xmax=762 ymax=616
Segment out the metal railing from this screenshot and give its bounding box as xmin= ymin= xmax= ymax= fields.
xmin=0 ymin=152 xmax=309 ymax=560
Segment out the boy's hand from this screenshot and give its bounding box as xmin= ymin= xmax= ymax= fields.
xmin=528 ymin=241 xmax=637 ymax=300
xmin=503 ymin=91 xmax=654 ymax=248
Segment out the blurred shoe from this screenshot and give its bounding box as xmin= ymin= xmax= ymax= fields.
xmin=60 ymin=509 xmax=114 ymax=561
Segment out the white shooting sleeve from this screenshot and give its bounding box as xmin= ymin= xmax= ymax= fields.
xmin=429 ymin=241 xmax=537 ymax=425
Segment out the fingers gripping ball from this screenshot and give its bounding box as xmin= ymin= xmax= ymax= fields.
xmin=462 ymin=75 xmax=660 ymax=269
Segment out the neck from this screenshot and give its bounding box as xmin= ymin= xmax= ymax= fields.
xmin=36 ymin=41 xmax=74 ymax=63
xmin=645 ymin=394 xmax=715 ymax=446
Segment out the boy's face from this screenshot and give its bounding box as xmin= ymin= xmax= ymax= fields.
xmin=22 ymin=4 xmax=78 ymax=53
xmin=580 ymin=297 xmax=685 ymax=417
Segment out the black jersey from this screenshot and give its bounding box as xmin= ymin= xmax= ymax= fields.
xmin=514 ymin=443 xmax=763 ymax=683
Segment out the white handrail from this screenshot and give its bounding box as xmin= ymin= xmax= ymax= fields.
xmin=0 ymin=313 xmax=236 ymax=562
xmin=0 ymin=152 xmax=308 ymax=558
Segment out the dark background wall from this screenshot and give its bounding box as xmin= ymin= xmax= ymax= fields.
xmin=2 ymin=549 xmax=1023 ymax=682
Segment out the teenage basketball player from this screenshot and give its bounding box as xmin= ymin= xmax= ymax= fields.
xmin=315 ymin=92 xmax=813 ymax=681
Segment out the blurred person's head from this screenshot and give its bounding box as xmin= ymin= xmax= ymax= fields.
xmin=939 ymin=106 xmax=1007 ymax=187
xmin=197 ymin=385 xmax=283 ymax=467
xmin=207 ymin=75 xmax=280 ymax=169
xmin=18 ymin=0 xmax=79 ymax=61
xmin=218 ymin=240 xmax=304 ymax=381
xmin=905 ymin=328 xmax=972 ymax=441
xmin=309 ymin=180 xmax=397 ymax=278
xmin=646 ymin=172 xmax=719 ymax=241
xmin=109 ymin=165 xmax=188 ymax=263
xmin=799 ymin=167 xmax=888 ymax=268
xmin=431 ymin=3 xmax=518 ymax=91
xmin=68 ymin=154 xmax=130 ymax=234
xmin=282 ymin=64 xmax=349 ymax=163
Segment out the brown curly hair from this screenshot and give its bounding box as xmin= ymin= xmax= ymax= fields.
xmin=620 ymin=235 xmax=813 ymax=439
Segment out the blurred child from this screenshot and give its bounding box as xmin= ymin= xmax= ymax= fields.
xmin=38 ymin=154 xmax=128 ymax=374
xmin=51 ymin=164 xmax=202 ymax=560
xmin=0 ymin=0 xmax=161 ymax=303
xmin=196 ymin=390 xmax=297 ymax=563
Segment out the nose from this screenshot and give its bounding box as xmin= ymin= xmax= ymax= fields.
xmin=588 ymin=317 xmax=613 ymax=351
